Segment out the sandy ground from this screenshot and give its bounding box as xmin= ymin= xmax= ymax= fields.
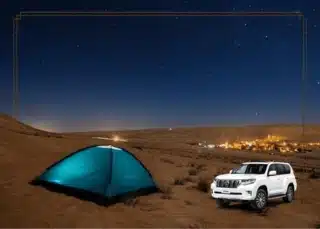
xmin=0 ymin=114 xmax=319 ymax=228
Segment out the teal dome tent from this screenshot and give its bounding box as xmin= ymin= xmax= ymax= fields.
xmin=31 ymin=145 xmax=158 ymax=205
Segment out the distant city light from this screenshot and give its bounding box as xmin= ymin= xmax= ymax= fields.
xmin=112 ymin=135 xmax=120 ymax=142
xmin=198 ymin=135 xmax=320 ymax=154
xmin=92 ymin=136 xmax=128 ymax=142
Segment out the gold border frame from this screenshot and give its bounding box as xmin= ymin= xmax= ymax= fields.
xmin=12 ymin=11 xmax=307 ymax=142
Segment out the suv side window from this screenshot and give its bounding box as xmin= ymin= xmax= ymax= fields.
xmin=268 ymin=164 xmax=277 ymax=175
xmin=275 ymin=163 xmax=285 ymax=175
xmin=283 ymin=164 xmax=291 ymax=174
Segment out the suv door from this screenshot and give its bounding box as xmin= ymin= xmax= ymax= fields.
xmin=276 ymin=163 xmax=290 ymax=194
xmin=275 ymin=163 xmax=287 ymax=194
xmin=267 ymin=164 xmax=281 ymax=196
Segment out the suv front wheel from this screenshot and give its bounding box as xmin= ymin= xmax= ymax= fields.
xmin=250 ymin=188 xmax=267 ymax=210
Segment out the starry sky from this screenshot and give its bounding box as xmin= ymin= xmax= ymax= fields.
xmin=1 ymin=0 xmax=320 ymax=132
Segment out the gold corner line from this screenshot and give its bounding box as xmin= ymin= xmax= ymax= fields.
xmin=18 ymin=14 xmax=303 ymax=18
xmin=14 ymin=16 xmax=21 ymax=20
xmin=18 ymin=11 xmax=304 ymax=17
xmin=18 ymin=10 xmax=302 ymax=13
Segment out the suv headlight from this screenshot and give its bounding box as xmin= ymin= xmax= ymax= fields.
xmin=240 ymin=178 xmax=256 ymax=185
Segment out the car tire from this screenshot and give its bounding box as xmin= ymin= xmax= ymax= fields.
xmin=250 ymin=188 xmax=268 ymax=210
xmin=283 ymin=185 xmax=294 ymax=203
xmin=216 ymin=199 xmax=230 ymax=208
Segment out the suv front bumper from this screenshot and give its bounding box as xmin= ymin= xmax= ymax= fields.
xmin=210 ymin=183 xmax=256 ymax=201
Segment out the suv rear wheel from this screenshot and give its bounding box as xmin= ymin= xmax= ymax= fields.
xmin=250 ymin=188 xmax=267 ymax=210
xmin=283 ymin=185 xmax=294 ymax=203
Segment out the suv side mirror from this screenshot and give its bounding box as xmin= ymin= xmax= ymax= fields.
xmin=268 ymin=170 xmax=277 ymax=176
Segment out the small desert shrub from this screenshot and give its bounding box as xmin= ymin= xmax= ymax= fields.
xmin=159 ymin=184 xmax=172 ymax=194
xmin=196 ymin=164 xmax=206 ymax=171
xmin=123 ymin=197 xmax=139 ymax=207
xmin=132 ymin=146 xmax=143 ymax=150
xmin=258 ymin=207 xmax=270 ymax=216
xmin=184 ymin=176 xmax=195 ymax=183
xmin=173 ymin=177 xmax=185 ymax=185
xmin=188 ymin=223 xmax=204 ymax=229
xmin=309 ymin=169 xmax=320 ymax=179
xmin=161 ymin=194 xmax=172 ymax=200
xmin=160 ymin=157 xmax=175 ymax=164
xmin=184 ymin=200 xmax=193 ymax=205
xmin=188 ymin=163 xmax=206 ymax=176
xmin=159 ymin=184 xmax=173 ymax=199
xmin=188 ymin=168 xmax=198 ymax=176
xmin=196 ymin=178 xmax=210 ymax=193
xmin=188 ymin=141 xmax=199 ymax=146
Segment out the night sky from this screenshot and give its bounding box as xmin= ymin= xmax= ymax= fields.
xmin=1 ymin=1 xmax=320 ymax=132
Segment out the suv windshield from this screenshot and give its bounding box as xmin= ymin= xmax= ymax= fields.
xmin=232 ymin=164 xmax=267 ymax=174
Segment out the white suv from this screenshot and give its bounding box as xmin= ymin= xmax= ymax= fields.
xmin=210 ymin=161 xmax=297 ymax=210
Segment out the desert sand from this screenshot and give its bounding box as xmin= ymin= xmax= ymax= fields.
xmin=0 ymin=113 xmax=319 ymax=228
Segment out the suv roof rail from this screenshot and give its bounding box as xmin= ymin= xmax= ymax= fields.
xmin=249 ymin=160 xmax=268 ymax=162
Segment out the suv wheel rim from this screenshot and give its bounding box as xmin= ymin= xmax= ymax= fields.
xmin=256 ymin=191 xmax=266 ymax=208
xmin=287 ymin=187 xmax=293 ymax=201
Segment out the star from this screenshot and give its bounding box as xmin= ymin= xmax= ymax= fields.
xmin=248 ymin=4 xmax=252 ymax=8
xmin=260 ymin=8 xmax=264 ymax=11
xmin=288 ymin=23 xmax=292 ymax=27
xmin=264 ymin=35 xmax=269 ymax=40
xmin=183 ymin=0 xmax=188 ymax=3
xmin=175 ymin=16 xmax=179 ymax=20
xmin=312 ymin=9 xmax=316 ymax=12
xmin=313 ymin=24 xmax=317 ymax=28
xmin=244 ymin=23 xmax=248 ymax=27
xmin=317 ymin=81 xmax=320 ymax=85
xmin=233 ymin=40 xmax=241 ymax=48
xmin=76 ymin=44 xmax=80 ymax=48
xmin=232 ymin=7 xmax=236 ymax=11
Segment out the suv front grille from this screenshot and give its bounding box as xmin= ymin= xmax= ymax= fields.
xmin=216 ymin=179 xmax=240 ymax=188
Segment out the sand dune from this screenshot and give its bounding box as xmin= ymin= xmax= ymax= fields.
xmin=0 ymin=113 xmax=319 ymax=228
xmin=0 ymin=114 xmax=64 ymax=138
